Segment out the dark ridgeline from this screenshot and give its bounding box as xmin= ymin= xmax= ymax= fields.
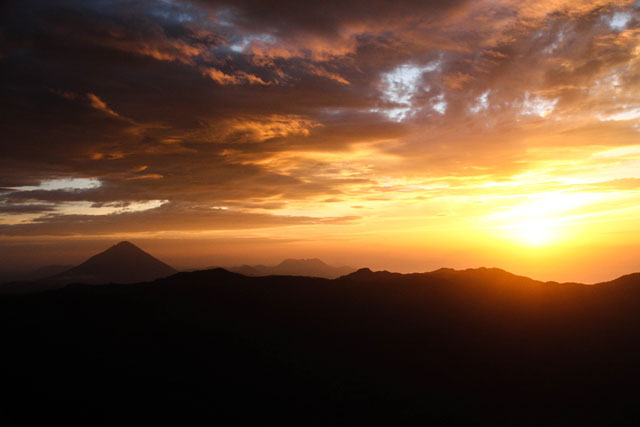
xmin=228 ymin=258 xmax=355 ymax=279
xmin=0 ymin=241 xmax=177 ymax=293
xmin=3 ymin=264 xmax=640 ymax=425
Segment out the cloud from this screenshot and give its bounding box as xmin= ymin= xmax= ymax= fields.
xmin=0 ymin=202 xmax=360 ymax=236
xmin=2 ymin=0 xmax=640 ymax=240
xmin=0 ymin=204 xmax=57 ymax=215
xmin=222 ymin=114 xmax=321 ymax=141
xmin=306 ymin=64 xmax=350 ymax=85
xmin=87 ymin=93 xmax=120 ymax=117
xmin=443 ymin=72 xmax=474 ymax=89
xmin=201 ymin=67 xmax=271 ymax=85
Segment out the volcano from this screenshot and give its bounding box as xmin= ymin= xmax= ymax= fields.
xmin=49 ymin=241 xmax=177 ymax=285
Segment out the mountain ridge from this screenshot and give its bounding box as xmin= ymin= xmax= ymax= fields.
xmin=4 ymin=261 xmax=640 ymax=424
xmin=5 ymin=257 xmax=640 ymax=294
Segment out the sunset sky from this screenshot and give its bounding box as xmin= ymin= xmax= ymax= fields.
xmin=2 ymin=0 xmax=640 ymax=282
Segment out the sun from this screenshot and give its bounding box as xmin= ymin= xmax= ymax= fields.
xmin=512 ymin=218 xmax=556 ymax=247
xmin=486 ymin=191 xmax=591 ymax=248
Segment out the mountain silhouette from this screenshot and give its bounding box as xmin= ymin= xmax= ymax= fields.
xmin=228 ymin=258 xmax=354 ymax=278
xmin=0 ymin=264 xmax=74 ymax=284
xmin=0 ymin=240 xmax=180 ymax=293
xmin=48 ymin=241 xmax=177 ymax=285
xmin=5 ymin=265 xmax=640 ymax=424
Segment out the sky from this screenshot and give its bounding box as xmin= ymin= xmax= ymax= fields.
xmin=1 ymin=0 xmax=640 ymax=282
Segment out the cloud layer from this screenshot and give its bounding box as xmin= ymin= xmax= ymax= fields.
xmin=1 ymin=0 xmax=639 ymax=276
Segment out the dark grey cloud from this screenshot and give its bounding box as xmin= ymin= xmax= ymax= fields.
xmin=0 ymin=203 xmax=56 ymax=214
xmin=0 ymin=201 xmax=360 ymax=236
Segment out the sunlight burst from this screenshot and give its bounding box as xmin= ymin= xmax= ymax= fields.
xmin=486 ymin=191 xmax=604 ymax=248
xmin=512 ymin=218 xmax=556 ymax=247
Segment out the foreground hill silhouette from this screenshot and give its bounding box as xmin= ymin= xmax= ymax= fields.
xmin=228 ymin=258 xmax=354 ymax=278
xmin=3 ymin=266 xmax=640 ymax=425
xmin=0 ymin=241 xmax=176 ymax=293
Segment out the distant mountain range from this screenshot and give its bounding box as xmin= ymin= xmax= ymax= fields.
xmin=2 ymin=239 xmax=636 ymax=294
xmin=2 ymin=264 xmax=75 ymax=282
xmin=0 ymin=241 xmax=176 ymax=293
xmin=0 ymin=244 xmax=355 ymax=293
xmin=227 ymin=258 xmax=355 ymax=279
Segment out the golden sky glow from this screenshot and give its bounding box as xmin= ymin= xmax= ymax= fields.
xmin=1 ymin=0 xmax=640 ymax=282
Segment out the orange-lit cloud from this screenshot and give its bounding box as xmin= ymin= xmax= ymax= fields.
xmin=87 ymin=93 xmax=120 ymax=117
xmin=201 ymin=67 xmax=271 ymax=85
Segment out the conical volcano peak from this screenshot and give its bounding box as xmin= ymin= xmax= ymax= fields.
xmin=114 ymin=240 xmax=136 ymax=248
xmin=48 ymin=241 xmax=177 ymax=285
xmin=107 ymin=241 xmax=142 ymax=252
xmin=98 ymin=241 xmax=152 ymax=259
